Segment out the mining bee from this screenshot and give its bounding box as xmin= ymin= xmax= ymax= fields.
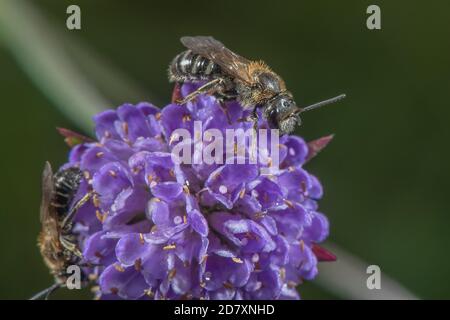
xmin=31 ymin=162 xmax=92 ymax=300
xmin=169 ymin=36 xmax=346 ymax=135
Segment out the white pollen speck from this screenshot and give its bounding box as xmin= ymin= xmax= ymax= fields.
xmin=289 ymin=148 xmax=296 ymax=156
xmin=150 ymin=181 xmax=157 ymax=188
xmin=173 ymin=216 xmax=182 ymax=225
xmin=219 ymin=185 xmax=228 ymax=194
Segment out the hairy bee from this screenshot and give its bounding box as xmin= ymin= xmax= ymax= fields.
xmin=169 ymin=36 xmax=346 ymax=134
xmin=31 ymin=162 xmax=92 ymax=300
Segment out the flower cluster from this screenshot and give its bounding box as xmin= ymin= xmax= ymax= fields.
xmin=66 ymin=83 xmax=333 ymax=299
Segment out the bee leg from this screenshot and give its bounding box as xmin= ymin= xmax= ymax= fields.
xmin=236 ymin=106 xmax=259 ymax=129
xmin=249 ymin=107 xmax=259 ymax=134
xmin=59 ymin=192 xmax=93 ymax=258
xmin=177 ymin=78 xmax=223 ymax=104
xmin=61 ymin=192 xmax=93 ymax=229
xmin=79 ymin=262 xmax=102 ymax=268
xmin=216 ymin=99 xmax=232 ymax=125
xmin=44 ymin=283 xmax=61 ymax=300
xmin=29 ymin=282 xmax=61 ymax=300
xmin=216 ymin=89 xmax=239 ymax=125
xmin=60 ymin=235 xmax=83 ymax=258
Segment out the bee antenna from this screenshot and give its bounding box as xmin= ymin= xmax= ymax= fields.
xmin=299 ymin=94 xmax=346 ymax=114
xmin=29 ymin=282 xmax=61 ymax=300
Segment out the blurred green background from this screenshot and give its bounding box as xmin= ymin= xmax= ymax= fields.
xmin=0 ymin=0 xmax=449 ymax=299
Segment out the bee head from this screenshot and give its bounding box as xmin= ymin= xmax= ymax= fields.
xmin=266 ymin=92 xmax=300 ymax=135
xmin=266 ymin=93 xmax=347 ymax=135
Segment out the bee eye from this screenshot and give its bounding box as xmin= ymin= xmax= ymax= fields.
xmin=282 ymin=99 xmax=291 ymax=108
xmin=268 ymin=109 xmax=278 ymax=128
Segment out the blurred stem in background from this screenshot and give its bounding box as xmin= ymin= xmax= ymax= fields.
xmin=0 ymin=0 xmax=417 ymax=299
xmin=316 ymin=244 xmax=417 ymax=299
xmin=0 ymin=0 xmax=150 ymax=132
xmin=0 ymin=0 xmax=106 ymax=132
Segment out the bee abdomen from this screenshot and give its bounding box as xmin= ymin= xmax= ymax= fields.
xmin=53 ymin=168 xmax=82 ymax=218
xmin=169 ymin=50 xmax=221 ymax=83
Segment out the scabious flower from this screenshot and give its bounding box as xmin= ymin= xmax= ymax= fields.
xmin=65 ymin=83 xmax=333 ymax=300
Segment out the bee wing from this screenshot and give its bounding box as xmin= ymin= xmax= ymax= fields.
xmin=40 ymin=161 xmax=55 ymax=223
xmin=181 ymin=36 xmax=254 ymax=84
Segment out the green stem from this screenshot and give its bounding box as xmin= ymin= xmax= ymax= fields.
xmin=0 ymin=0 xmax=108 ymax=132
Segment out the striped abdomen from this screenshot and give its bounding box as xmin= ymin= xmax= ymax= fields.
xmin=52 ymin=168 xmax=82 ymax=218
xmin=169 ymin=50 xmax=222 ymax=83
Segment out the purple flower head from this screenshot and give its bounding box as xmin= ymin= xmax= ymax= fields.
xmin=65 ymin=83 xmax=333 ymax=300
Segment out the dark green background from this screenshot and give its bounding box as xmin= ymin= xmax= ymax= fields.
xmin=1 ymin=0 xmax=449 ymax=299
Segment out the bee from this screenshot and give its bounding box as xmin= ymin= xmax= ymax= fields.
xmin=169 ymin=36 xmax=346 ymax=135
xmin=30 ymin=162 xmax=92 ymax=300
